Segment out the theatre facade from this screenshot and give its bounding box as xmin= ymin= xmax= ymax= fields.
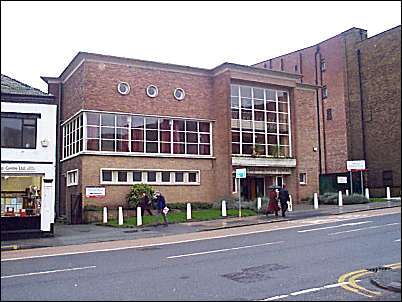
xmin=42 ymin=52 xmax=321 ymax=222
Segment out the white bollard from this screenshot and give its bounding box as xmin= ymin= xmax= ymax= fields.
xmin=338 ymin=191 xmax=343 ymax=207
xmin=345 ymin=189 xmax=349 ymax=196
xmin=103 ymin=207 xmax=108 ymax=223
xmin=257 ymin=197 xmax=262 ymax=211
xmin=287 ymin=195 xmax=293 ymax=212
xmin=365 ymin=188 xmax=370 ymax=199
xmin=386 ymin=187 xmax=391 ymax=200
xmin=222 ymin=200 xmax=227 ymax=217
xmin=136 ymin=206 xmax=142 ymax=226
xmin=186 ymin=202 xmax=192 ymax=220
xmin=314 ymin=193 xmax=319 ymax=209
xmin=118 ymin=206 xmax=123 ymax=225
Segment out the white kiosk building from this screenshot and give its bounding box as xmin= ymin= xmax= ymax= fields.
xmin=1 ymin=74 xmax=57 ymax=239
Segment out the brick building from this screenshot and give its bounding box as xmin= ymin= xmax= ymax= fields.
xmin=42 ymin=52 xmax=321 ymax=223
xmin=254 ymin=25 xmax=401 ymax=197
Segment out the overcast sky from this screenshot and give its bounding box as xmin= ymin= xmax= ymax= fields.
xmin=1 ymin=1 xmax=401 ymax=93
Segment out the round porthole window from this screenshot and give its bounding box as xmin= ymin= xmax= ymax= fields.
xmin=173 ymin=88 xmax=185 ymax=101
xmin=146 ymin=85 xmax=158 ymax=98
xmin=117 ymin=82 xmax=130 ymax=95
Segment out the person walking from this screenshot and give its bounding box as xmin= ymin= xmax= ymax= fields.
xmin=154 ymin=191 xmax=168 ymax=226
xmin=139 ymin=192 xmax=153 ymax=216
xmin=278 ymin=184 xmax=290 ymax=217
xmin=266 ymin=187 xmax=280 ymax=217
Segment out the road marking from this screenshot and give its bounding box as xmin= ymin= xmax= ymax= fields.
xmin=329 ymin=222 xmax=399 ymax=235
xmin=259 ymin=281 xmax=351 ymax=301
xmin=166 ymin=241 xmax=283 ymax=259
xmin=298 ymin=221 xmax=372 ymax=233
xmin=395 ymin=239 xmax=401 ymax=242
xmin=1 ymin=265 xmax=96 ymax=279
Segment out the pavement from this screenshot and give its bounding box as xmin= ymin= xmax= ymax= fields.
xmin=1 ymin=198 xmax=401 ymax=292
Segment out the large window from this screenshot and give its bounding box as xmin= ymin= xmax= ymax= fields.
xmin=231 ymin=85 xmax=291 ymax=157
xmin=1 ymin=113 xmax=39 ymax=149
xmin=62 ymin=111 xmax=212 ymax=159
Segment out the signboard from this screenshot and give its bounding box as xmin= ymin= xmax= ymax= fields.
xmin=346 ymin=160 xmax=366 ymax=171
xmin=236 ymin=168 xmax=246 ymax=179
xmin=1 ymin=164 xmax=36 ymax=173
xmin=337 ymin=176 xmax=348 ymax=184
xmin=85 ymin=187 xmax=106 ymax=198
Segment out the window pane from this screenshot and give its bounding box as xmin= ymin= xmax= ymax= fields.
xmin=268 ymin=145 xmax=279 ymax=156
xmin=199 ymin=144 xmax=210 ymax=155
xmin=23 ymin=119 xmax=36 ymax=126
xmin=101 ymin=140 xmax=115 ymax=151
xmin=266 ymin=102 xmax=276 ymax=111
xmin=242 ymin=132 xmax=253 ymax=143
xmin=279 ymin=124 xmax=289 ymax=134
xmin=255 ymin=133 xmax=265 ymax=144
xmin=232 ymin=132 xmax=240 ymax=142
xmin=279 ymin=145 xmax=289 ymax=157
xmin=278 ymin=102 xmax=288 ymax=113
xmin=160 ymin=130 xmax=171 ymax=142
xmin=173 ymin=143 xmax=185 ymax=154
xmin=101 ymin=127 xmax=115 ymax=139
xmin=116 ymin=140 xmax=129 ymax=152
xmin=160 ymin=142 xmax=171 ymax=153
xmin=131 ymin=116 xmax=144 ymax=128
xmin=145 ymin=117 xmax=158 ymax=129
xmin=101 ymin=114 xmax=115 ymax=126
xmin=200 ymin=133 xmax=210 ymax=143
xmin=199 ymin=122 xmax=210 ymax=133
xmin=1 ymin=118 xmax=22 ymax=148
xmin=147 ymin=171 xmax=156 ymax=182
xmin=116 ymin=128 xmax=129 ymax=140
xmin=266 ymin=112 xmax=276 ymax=123
xmin=241 ymin=97 xmax=252 ymax=109
xmin=162 ymin=172 xmax=170 ymax=182
xmin=118 ymin=171 xmax=127 ymax=182
xmin=186 ymin=132 xmax=198 ymax=143
xmin=116 ymin=115 xmax=130 ymax=127
xmin=279 ymin=135 xmax=289 ymax=145
xmin=131 ymin=141 xmax=144 ymax=152
xmin=253 ymin=88 xmax=264 ymax=99
xmin=86 ymin=139 xmax=99 ymax=151
xmin=242 ymin=144 xmax=253 ymax=155
xmin=173 ymin=120 xmax=185 ymax=131
xmin=231 ymin=85 xmax=239 ymax=97
xmin=23 ymin=126 xmax=36 ymax=148
xmin=241 ymin=110 xmax=252 ymax=120
xmin=231 ymin=96 xmax=239 ymax=108
xmin=267 ymin=134 xmax=278 ymax=144
xmin=173 ymin=131 xmax=185 ymax=142
xmin=254 ymin=111 xmax=264 ymax=121
xmin=146 ymin=130 xmax=158 ymax=141
xmin=187 ymin=144 xmax=198 ymax=154
xmin=186 ymin=121 xmax=197 ymax=132
xmin=87 ymin=113 xmax=100 ymax=125
xmin=146 ymin=142 xmax=158 ymax=153
xmin=278 ymin=113 xmax=288 ymax=123
xmin=131 ymin=129 xmax=144 ymax=140
xmin=102 ymin=170 xmax=112 ymax=182
xmin=159 ymin=119 xmax=171 ymax=130
xmin=254 ymin=98 xmax=264 ymax=110
xmin=231 ymin=109 xmax=239 ymax=120
xmin=265 ymin=89 xmax=275 ymax=101
xmin=278 ymin=92 xmax=288 ymax=102
xmin=188 ymin=172 xmax=197 ymax=183
xmin=175 ymin=172 xmax=184 ymax=182
xmin=240 ymin=86 xmax=251 ymax=98
xmin=267 ymin=123 xmax=277 ymax=133
xmin=133 ymin=171 xmax=142 ymax=181
xmin=232 ymin=143 xmax=240 ymax=154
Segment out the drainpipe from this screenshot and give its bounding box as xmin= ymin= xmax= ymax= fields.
xmin=319 ymin=52 xmax=328 ymax=173
xmin=314 ymin=45 xmax=323 ymax=174
xmin=356 ymin=49 xmax=367 ymax=163
xmin=56 ymin=83 xmax=63 ymax=217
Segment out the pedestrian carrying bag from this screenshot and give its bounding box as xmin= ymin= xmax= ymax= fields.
xmin=162 ymin=206 xmax=169 ymax=215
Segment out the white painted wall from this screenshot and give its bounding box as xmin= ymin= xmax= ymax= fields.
xmin=1 ymin=102 xmax=57 ymax=163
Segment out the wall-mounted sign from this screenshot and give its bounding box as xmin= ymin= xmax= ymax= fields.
xmin=346 ymin=160 xmax=366 ymax=171
xmin=85 ymin=187 xmax=106 ymax=198
xmin=337 ymin=176 xmax=348 ymax=184
xmin=236 ymin=168 xmax=247 ymax=179
xmin=1 ymin=164 xmax=36 ymax=173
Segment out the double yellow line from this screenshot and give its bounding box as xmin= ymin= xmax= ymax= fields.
xmin=338 ymin=262 xmax=400 ymax=298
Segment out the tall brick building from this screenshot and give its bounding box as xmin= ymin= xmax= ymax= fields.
xmin=254 ymin=25 xmax=401 ymax=197
xmin=42 ymin=53 xmax=321 ymax=222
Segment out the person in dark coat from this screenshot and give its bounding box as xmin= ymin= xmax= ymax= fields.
xmin=278 ymin=184 xmax=290 ymax=217
xmin=154 ymin=191 xmax=168 ymax=226
xmin=266 ymin=187 xmax=280 ymax=217
xmin=139 ymin=192 xmax=153 ymax=216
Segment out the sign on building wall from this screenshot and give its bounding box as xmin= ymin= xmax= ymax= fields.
xmin=337 ymin=176 xmax=348 ymax=184
xmin=236 ymin=168 xmax=247 ymax=178
xmin=85 ymin=187 xmax=106 ymax=198
xmin=346 ymin=160 xmax=366 ymax=171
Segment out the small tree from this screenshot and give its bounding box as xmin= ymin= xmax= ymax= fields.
xmin=127 ymin=183 xmax=155 ymax=208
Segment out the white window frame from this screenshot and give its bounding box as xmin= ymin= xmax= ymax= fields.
xmin=299 ymin=172 xmax=307 ymax=185
xmin=66 ymin=169 xmax=79 ymax=187
xmin=117 ymin=82 xmax=130 ymax=95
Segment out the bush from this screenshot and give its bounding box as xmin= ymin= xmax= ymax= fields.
xmin=212 ymin=197 xmax=265 ymax=212
xmin=127 ymin=183 xmax=155 ymax=208
xmin=168 ymin=202 xmax=213 ymax=210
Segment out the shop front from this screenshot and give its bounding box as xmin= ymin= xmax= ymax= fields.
xmin=1 ymin=163 xmax=55 ymax=237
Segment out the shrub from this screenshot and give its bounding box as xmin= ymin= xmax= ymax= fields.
xmin=212 ymin=197 xmax=264 ymax=212
xmin=307 ymin=193 xmax=369 ymax=205
xmin=168 ymin=202 xmax=213 ymax=210
xmin=127 ymin=183 xmax=155 ymax=208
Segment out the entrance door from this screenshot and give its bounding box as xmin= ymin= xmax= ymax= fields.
xmin=255 ymin=178 xmax=265 ymax=197
xmin=70 ymin=193 xmax=83 ymax=224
